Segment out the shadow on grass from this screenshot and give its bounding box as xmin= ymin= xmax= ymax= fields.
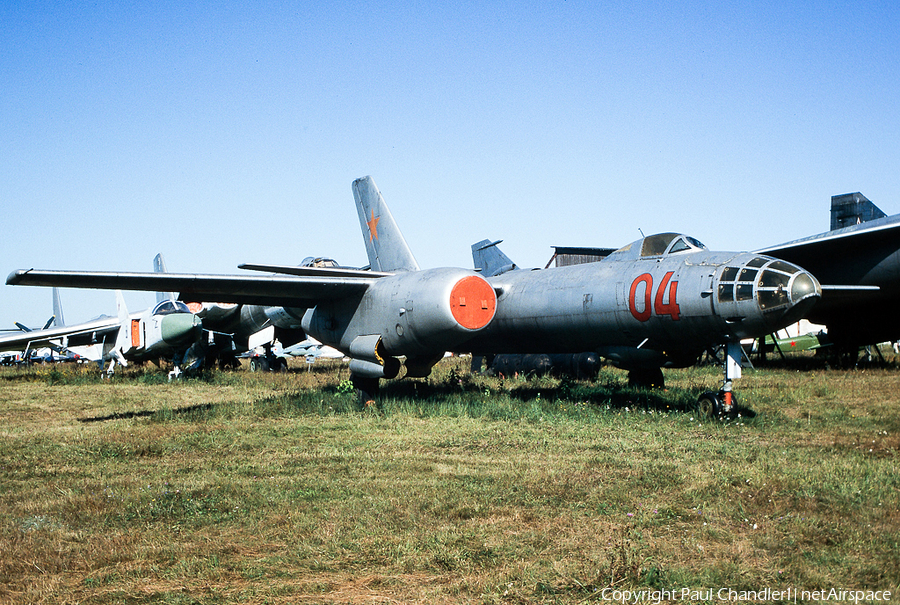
xmin=372 ymin=375 xmax=758 ymax=419
xmin=68 ymin=373 xmax=758 ymax=424
xmin=78 ymin=403 xmax=214 ymax=423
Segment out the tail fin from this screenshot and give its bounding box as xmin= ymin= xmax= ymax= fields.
xmin=352 ymin=176 xmax=419 ymax=272
xmin=52 ymin=288 xmax=65 ymax=327
xmin=153 ymin=253 xmax=176 ymax=303
xmin=472 ymin=239 xmax=518 ymax=277
xmin=115 ymin=291 xmax=130 ymax=324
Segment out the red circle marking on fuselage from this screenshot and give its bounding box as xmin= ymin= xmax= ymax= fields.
xmin=449 ymin=275 xmax=497 ymax=330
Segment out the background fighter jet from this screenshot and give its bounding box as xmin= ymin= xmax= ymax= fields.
xmin=0 ymin=289 xmax=204 ymax=377
xmin=7 ymin=176 xmax=821 ymax=413
xmin=161 ymin=256 xmax=348 ymax=369
xmin=9 ymin=288 xmax=101 ymax=363
xmin=757 ymin=192 xmax=900 ymax=361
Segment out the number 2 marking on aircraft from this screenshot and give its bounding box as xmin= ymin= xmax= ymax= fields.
xmin=629 ymin=271 xmax=680 ymax=322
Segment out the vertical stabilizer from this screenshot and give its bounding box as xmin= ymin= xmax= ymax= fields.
xmin=52 ymin=288 xmax=65 ymax=327
xmin=112 ymin=291 xmax=132 ymax=366
xmin=115 ymin=291 xmax=130 ymax=324
xmin=153 ymin=253 xmax=176 ymax=303
xmin=472 ymin=239 xmax=519 ymax=277
xmin=830 ymin=192 xmax=887 ymax=230
xmin=352 ymin=176 xmax=419 ymax=272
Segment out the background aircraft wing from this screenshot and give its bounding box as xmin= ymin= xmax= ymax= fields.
xmin=7 ymin=270 xmax=378 ymax=308
xmin=0 ymin=316 xmax=119 ymax=353
xmin=756 ymin=214 xmax=900 ymax=333
xmin=756 ymin=214 xmax=900 ymax=275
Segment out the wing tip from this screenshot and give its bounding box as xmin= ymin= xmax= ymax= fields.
xmin=6 ymin=269 xmax=31 ymax=286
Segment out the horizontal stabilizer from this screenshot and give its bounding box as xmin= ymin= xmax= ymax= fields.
xmin=238 ymin=263 xmax=393 ymax=279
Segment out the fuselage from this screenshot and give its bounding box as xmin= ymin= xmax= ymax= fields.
xmin=462 ymin=248 xmax=817 ymax=367
xmin=304 ymin=233 xmax=821 ymax=374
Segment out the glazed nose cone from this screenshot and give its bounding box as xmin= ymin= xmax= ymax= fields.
xmin=778 ymin=269 xmax=822 ymax=327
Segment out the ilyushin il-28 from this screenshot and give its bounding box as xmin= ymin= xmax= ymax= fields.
xmin=7 ymin=176 xmax=821 ymax=415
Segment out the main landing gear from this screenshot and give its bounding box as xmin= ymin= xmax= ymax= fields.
xmin=696 ymin=341 xmax=743 ymax=419
xmin=248 ymin=343 xmax=288 ymax=373
xmin=351 ymin=374 xmax=380 ymax=407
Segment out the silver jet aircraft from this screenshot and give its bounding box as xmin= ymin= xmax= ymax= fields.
xmin=7 ymin=176 xmax=821 ymax=413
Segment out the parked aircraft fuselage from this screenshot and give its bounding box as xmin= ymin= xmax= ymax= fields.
xmin=300 ymin=233 xmax=820 ymax=376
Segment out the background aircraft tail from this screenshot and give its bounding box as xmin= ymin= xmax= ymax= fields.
xmin=472 ymin=239 xmax=519 ymax=277
xmin=352 ymin=176 xmax=419 ymax=272
xmin=153 ymin=253 xmax=176 ymax=303
xmin=112 ymin=291 xmax=131 ymax=367
xmin=52 ymin=288 xmax=65 ymax=327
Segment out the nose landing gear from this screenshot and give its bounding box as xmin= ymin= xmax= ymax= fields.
xmin=697 ymin=341 xmax=743 ymax=420
xmin=697 ymin=388 xmax=739 ymax=419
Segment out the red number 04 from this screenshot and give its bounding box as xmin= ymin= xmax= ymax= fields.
xmin=629 ymin=271 xmax=680 ymax=322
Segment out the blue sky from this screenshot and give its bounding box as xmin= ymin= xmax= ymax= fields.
xmin=2 ymin=1 xmax=899 ymax=330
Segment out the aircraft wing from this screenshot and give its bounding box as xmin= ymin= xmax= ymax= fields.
xmin=237 ymin=263 xmax=393 ymax=279
xmin=0 ymin=316 xmax=119 ymax=353
xmin=756 ymin=214 xmax=900 ymax=331
xmin=7 ymin=269 xmax=377 ymax=308
xmin=756 ymin=214 xmax=900 ymax=276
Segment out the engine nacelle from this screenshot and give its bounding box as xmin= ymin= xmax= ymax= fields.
xmin=240 ymin=304 xmax=308 ymax=334
xmin=304 ymin=267 xmax=497 ymax=363
xmin=185 ymin=302 xmax=239 ymax=324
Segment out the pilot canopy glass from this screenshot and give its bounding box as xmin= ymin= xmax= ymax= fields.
xmin=639 ymin=233 xmax=707 ymax=257
xmin=717 ymin=257 xmax=804 ymax=310
xmin=152 ymin=300 xmax=192 ymax=316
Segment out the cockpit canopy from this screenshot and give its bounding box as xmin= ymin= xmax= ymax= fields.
xmin=608 ymin=232 xmax=708 ymax=261
xmin=152 ymin=300 xmax=192 ymax=316
xmin=301 ymin=257 xmax=340 ymax=268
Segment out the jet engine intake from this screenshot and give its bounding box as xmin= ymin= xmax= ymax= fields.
xmin=449 ymin=275 xmax=497 ymax=330
xmin=348 ymin=334 xmax=402 ymax=379
xmin=349 ymin=358 xmax=401 ymax=379
xmin=302 ymin=269 xmax=497 ymax=367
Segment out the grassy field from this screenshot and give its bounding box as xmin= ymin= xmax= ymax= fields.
xmin=1 ymin=356 xmax=898 ymax=604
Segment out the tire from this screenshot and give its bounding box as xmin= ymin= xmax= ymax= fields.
xmin=697 ymin=391 xmax=721 ymax=419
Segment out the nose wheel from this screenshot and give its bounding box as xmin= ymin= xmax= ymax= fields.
xmin=697 ymin=341 xmax=743 ymax=419
xmin=696 ymin=389 xmax=738 ymax=419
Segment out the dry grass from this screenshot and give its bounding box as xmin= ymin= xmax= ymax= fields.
xmin=0 ymin=357 xmax=898 ymax=603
